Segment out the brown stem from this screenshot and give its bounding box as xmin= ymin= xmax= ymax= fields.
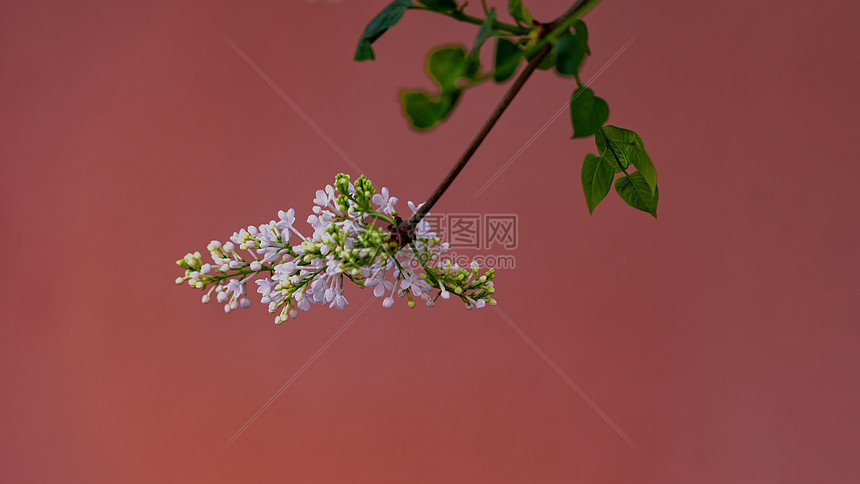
xmin=399 ymin=1 xmax=593 ymax=243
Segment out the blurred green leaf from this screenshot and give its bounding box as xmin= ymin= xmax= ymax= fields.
xmin=401 ymin=91 xmax=443 ymax=129
xmin=472 ymin=9 xmax=496 ymax=55
xmin=401 ymin=88 xmax=460 ymax=130
xmin=573 ymin=19 xmax=589 ymax=55
xmin=507 ymin=0 xmax=533 ymax=26
xmin=596 ymin=126 xmax=657 ymax=193
xmin=354 ymin=0 xmax=414 ymax=61
xmin=554 ymin=31 xmax=585 ymax=76
xmin=569 ymin=87 xmax=608 ymax=138
xmin=402 ymin=46 xmax=469 ymax=130
xmin=428 ymin=47 xmax=467 ymax=88
xmin=581 ymin=153 xmax=614 ymax=214
xmin=615 ymin=172 xmax=658 ymax=218
xmin=493 ymin=37 xmax=521 ymax=82
xmin=355 ymin=40 xmax=374 ymax=62
xmin=466 ymin=8 xmax=496 ymax=66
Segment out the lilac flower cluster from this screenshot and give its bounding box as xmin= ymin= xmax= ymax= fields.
xmin=176 ymin=174 xmax=497 ymax=323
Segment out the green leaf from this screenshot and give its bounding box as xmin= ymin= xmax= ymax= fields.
xmin=594 ymin=128 xmax=625 ymax=172
xmin=554 ymin=31 xmax=585 ymax=76
xmin=493 ymin=38 xmax=521 ymax=82
xmin=400 ymin=89 xmax=460 ymax=130
xmin=615 ymin=171 xmax=658 ymax=218
xmin=507 ymin=0 xmax=533 ymax=26
xmin=402 ymin=46 xmax=467 ymax=130
xmin=573 ymin=20 xmax=590 ymax=55
xmin=354 ymin=0 xmax=414 ymax=61
xmin=596 ymin=126 xmax=657 ymax=193
xmin=460 ymin=8 xmax=496 ymax=79
xmin=428 ymin=47 xmax=467 ymax=88
xmin=401 ymin=91 xmax=443 ymax=129
xmin=569 ymin=87 xmax=608 ymax=138
xmin=472 ymin=9 xmax=495 ymax=55
xmin=418 ymin=0 xmax=457 ymax=12
xmin=355 ymin=40 xmax=374 ymax=62
xmin=581 ymin=153 xmax=614 ymax=214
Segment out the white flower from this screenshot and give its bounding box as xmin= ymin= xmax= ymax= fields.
xmin=276 ymin=209 xmax=295 ymax=230
xmin=313 ymin=185 xmax=335 ymax=208
xmin=373 ymin=278 xmax=394 ymax=297
xmin=371 ymin=187 xmax=398 ymax=214
xmin=330 ymin=293 xmax=349 ymax=309
xmin=407 ymin=200 xmax=424 ymax=214
xmin=255 ymin=278 xmax=276 ymax=300
xmin=226 ymin=279 xmax=244 ymax=298
xmin=400 ymin=270 xmax=432 ymax=297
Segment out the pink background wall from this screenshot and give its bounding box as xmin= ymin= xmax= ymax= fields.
xmin=2 ymin=0 xmax=858 ymax=482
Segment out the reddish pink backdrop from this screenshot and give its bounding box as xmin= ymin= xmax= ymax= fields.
xmin=2 ymin=0 xmax=858 ymax=482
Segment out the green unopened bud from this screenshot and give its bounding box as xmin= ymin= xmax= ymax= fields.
xmin=334 ymin=173 xmax=351 ymax=194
